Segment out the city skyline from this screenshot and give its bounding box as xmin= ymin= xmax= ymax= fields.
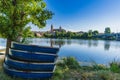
xmin=31 ymin=0 xmax=120 ymax=33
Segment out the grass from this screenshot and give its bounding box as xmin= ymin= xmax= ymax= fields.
xmin=52 ymin=57 xmax=120 ymax=80
xmin=0 ymin=57 xmax=120 ymax=80
xmin=0 ymin=58 xmax=24 ymax=80
xmin=110 ymin=61 xmax=120 ymax=73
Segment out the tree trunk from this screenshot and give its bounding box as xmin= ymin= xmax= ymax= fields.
xmin=5 ymin=39 xmax=12 ymax=54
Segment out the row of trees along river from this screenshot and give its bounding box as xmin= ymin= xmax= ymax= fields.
xmin=43 ymin=27 xmax=115 ymax=39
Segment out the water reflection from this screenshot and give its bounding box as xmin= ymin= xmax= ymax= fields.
xmin=92 ymin=40 xmax=98 ymax=47
xmin=1 ymin=38 xmax=120 ymax=51
xmin=30 ymin=38 xmax=120 ymax=64
xmin=104 ymin=41 xmax=110 ymax=51
xmin=66 ymin=39 xmax=72 ymax=45
xmin=46 ymin=39 xmax=100 ymax=48
xmin=1 ymin=38 xmax=120 ymax=65
xmin=29 ymin=38 xmax=120 ymax=50
xmin=50 ymin=39 xmax=65 ymax=48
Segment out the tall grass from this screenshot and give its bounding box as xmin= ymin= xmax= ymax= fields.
xmin=52 ymin=57 xmax=120 ymax=80
xmin=110 ymin=61 xmax=120 ymax=73
xmin=0 ymin=57 xmax=120 ymax=80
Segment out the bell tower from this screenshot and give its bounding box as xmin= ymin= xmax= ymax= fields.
xmin=59 ymin=26 xmax=62 ymax=31
xmin=51 ymin=24 xmax=53 ymax=32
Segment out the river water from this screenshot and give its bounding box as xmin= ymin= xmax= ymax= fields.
xmin=0 ymin=38 xmax=120 ymax=65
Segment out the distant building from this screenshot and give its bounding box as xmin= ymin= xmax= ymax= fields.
xmin=77 ymin=31 xmax=85 ymax=34
xmin=116 ymin=33 xmax=120 ymax=41
xmin=50 ymin=24 xmax=66 ymax=33
xmin=96 ymin=33 xmax=116 ymax=40
xmin=33 ymin=31 xmax=44 ymax=37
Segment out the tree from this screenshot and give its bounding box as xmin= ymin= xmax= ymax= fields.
xmin=0 ymin=34 xmax=2 ymax=38
xmin=66 ymin=31 xmax=74 ymax=38
xmin=104 ymin=27 xmax=111 ymax=34
xmin=93 ymin=30 xmax=99 ymax=36
xmin=81 ymin=32 xmax=88 ymax=38
xmin=88 ymin=30 xmax=93 ymax=38
xmin=55 ymin=31 xmax=59 ymax=38
xmin=0 ymin=0 xmax=53 ymax=54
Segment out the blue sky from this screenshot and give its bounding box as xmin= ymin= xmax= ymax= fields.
xmin=32 ymin=0 xmax=120 ymax=33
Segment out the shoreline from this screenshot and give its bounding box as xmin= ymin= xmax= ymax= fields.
xmin=0 ymin=48 xmax=5 ymax=60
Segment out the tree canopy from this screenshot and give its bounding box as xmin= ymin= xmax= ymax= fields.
xmin=0 ymin=0 xmax=53 ymax=41
xmin=104 ymin=27 xmax=111 ymax=34
xmin=0 ymin=0 xmax=53 ymax=54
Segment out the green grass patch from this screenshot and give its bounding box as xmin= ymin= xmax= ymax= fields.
xmin=0 ymin=57 xmax=120 ymax=80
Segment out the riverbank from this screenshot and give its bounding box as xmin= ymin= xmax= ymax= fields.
xmin=0 ymin=48 xmax=5 ymax=61
xmin=0 ymin=49 xmax=5 ymax=55
xmin=52 ymin=57 xmax=120 ymax=80
xmin=0 ymin=46 xmax=5 ymax=51
xmin=0 ymin=57 xmax=120 ymax=80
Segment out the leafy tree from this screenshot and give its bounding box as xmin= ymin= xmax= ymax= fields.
xmin=0 ymin=34 xmax=2 ymax=38
xmin=104 ymin=27 xmax=111 ymax=34
xmin=0 ymin=0 xmax=53 ymax=54
xmin=63 ymin=57 xmax=80 ymax=69
xmin=88 ymin=30 xmax=93 ymax=38
xmin=43 ymin=32 xmax=52 ymax=38
xmin=60 ymin=31 xmax=66 ymax=38
xmin=66 ymin=31 xmax=74 ymax=38
xmin=93 ymin=30 xmax=99 ymax=36
xmin=55 ymin=31 xmax=59 ymax=38
xmin=81 ymin=32 xmax=88 ymax=38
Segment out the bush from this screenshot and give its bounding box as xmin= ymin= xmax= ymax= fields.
xmin=110 ymin=62 xmax=120 ymax=73
xmin=92 ymin=64 xmax=107 ymax=71
xmin=96 ymin=70 xmax=116 ymax=80
xmin=63 ymin=57 xmax=80 ymax=69
xmin=52 ymin=68 xmax=64 ymax=79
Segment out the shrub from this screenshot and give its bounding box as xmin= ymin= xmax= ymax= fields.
xmin=110 ymin=62 xmax=120 ymax=73
xmin=63 ymin=57 xmax=80 ymax=69
xmin=92 ymin=64 xmax=107 ymax=71
xmin=96 ymin=70 xmax=116 ymax=80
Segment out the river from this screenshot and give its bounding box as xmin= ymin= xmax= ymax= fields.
xmin=0 ymin=38 xmax=120 ymax=65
